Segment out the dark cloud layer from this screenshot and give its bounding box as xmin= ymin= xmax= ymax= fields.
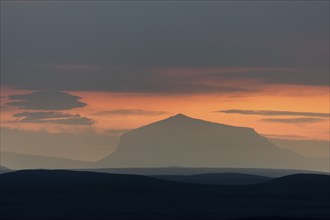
xmin=13 ymin=111 xmax=94 ymax=125
xmin=1 ymin=1 xmax=328 ymax=94
xmin=259 ymin=117 xmax=325 ymax=124
xmin=209 ymin=68 xmax=329 ymax=86
xmin=2 ymin=64 xmax=255 ymax=94
xmin=95 ymin=109 xmax=169 ymax=116
xmin=7 ymin=91 xmax=86 ymax=110
xmin=218 ymin=109 xmax=329 ymax=118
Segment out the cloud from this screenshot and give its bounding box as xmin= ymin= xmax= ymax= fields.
xmin=217 ymin=109 xmax=329 ymax=118
xmin=7 ymin=91 xmax=86 ymax=110
xmin=94 ymin=109 xmax=169 ymax=116
xmin=208 ymin=68 xmax=329 ymax=87
xmin=262 ymin=133 xmax=314 ymax=140
xmin=259 ymin=117 xmax=325 ymax=124
xmin=1 ymin=3 xmax=328 ymax=94
xmin=13 ymin=111 xmax=94 ymax=125
xmin=14 ymin=111 xmax=77 ymax=120
xmin=0 ymin=105 xmax=10 ymax=112
xmin=2 ymin=64 xmax=255 ymax=95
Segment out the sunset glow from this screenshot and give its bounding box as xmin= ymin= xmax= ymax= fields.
xmin=1 ymin=0 xmax=329 ymax=161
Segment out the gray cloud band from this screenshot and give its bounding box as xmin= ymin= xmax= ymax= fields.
xmin=259 ymin=117 xmax=325 ymax=124
xmin=13 ymin=111 xmax=94 ymax=125
xmin=218 ymin=109 xmax=329 ymax=118
xmin=7 ymin=91 xmax=86 ymax=110
xmin=94 ymin=109 xmax=169 ymax=116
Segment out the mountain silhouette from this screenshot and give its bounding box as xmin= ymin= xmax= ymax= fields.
xmin=98 ymin=114 xmax=327 ymax=170
xmin=1 ymin=170 xmax=329 ymax=220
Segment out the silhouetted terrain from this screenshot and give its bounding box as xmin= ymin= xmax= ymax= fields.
xmin=1 ymin=170 xmax=329 ymax=220
xmin=2 ymin=115 xmax=329 ymax=172
xmin=0 ymin=165 xmax=11 ymax=174
xmin=153 ymin=173 xmax=272 ymax=185
xmin=98 ymin=114 xmax=328 ymax=171
xmin=1 ymin=152 xmax=93 ymax=170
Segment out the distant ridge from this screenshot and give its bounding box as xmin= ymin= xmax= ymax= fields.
xmin=0 ymin=165 xmax=10 ymax=170
xmin=80 ymin=167 xmax=327 ymax=177
xmin=0 ymin=165 xmax=11 ymax=174
xmin=1 ymin=152 xmax=93 ymax=170
xmin=153 ymin=173 xmax=272 ymax=185
xmin=98 ymin=114 xmax=328 ymax=171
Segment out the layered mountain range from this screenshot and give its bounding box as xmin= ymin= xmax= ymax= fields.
xmin=2 ymin=114 xmax=328 ymax=171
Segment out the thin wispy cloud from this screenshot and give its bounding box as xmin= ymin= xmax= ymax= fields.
xmin=259 ymin=117 xmax=325 ymax=124
xmin=94 ymin=109 xmax=169 ymax=116
xmin=261 ymin=133 xmax=314 ymax=140
xmin=217 ymin=109 xmax=329 ymax=118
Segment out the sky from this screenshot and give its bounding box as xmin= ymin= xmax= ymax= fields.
xmin=0 ymin=0 xmax=329 ymax=161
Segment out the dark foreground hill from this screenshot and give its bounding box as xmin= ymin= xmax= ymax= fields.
xmin=1 ymin=170 xmax=329 ymax=220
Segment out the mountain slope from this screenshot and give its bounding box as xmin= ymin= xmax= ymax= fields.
xmin=0 ymin=165 xmax=12 ymax=174
xmin=1 ymin=152 xmax=93 ymax=170
xmin=99 ymin=114 xmax=326 ymax=170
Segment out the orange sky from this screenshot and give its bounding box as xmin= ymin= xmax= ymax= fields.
xmin=2 ymin=84 xmax=329 ymax=141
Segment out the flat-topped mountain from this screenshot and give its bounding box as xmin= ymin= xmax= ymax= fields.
xmin=98 ymin=114 xmax=327 ymax=170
